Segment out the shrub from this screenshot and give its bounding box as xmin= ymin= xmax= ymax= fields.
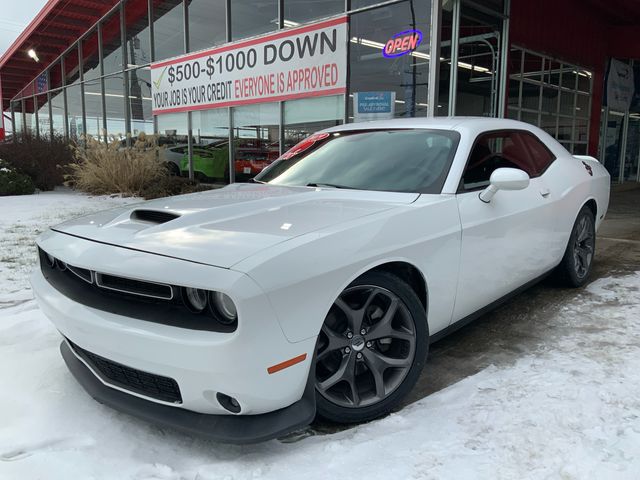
xmin=139 ymin=174 xmax=215 ymax=200
xmin=67 ymin=133 xmax=169 ymax=196
xmin=0 ymin=160 xmax=36 ymax=196
xmin=0 ymin=133 xmax=73 ymax=190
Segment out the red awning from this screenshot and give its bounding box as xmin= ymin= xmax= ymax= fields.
xmin=0 ymin=0 xmax=118 ymax=111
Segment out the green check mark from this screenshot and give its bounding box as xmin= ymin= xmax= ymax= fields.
xmin=153 ymin=66 xmax=168 ymax=89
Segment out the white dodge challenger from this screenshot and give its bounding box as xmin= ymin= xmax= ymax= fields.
xmin=32 ymin=118 xmax=610 ymax=443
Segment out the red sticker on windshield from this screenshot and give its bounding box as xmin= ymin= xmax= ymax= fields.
xmin=280 ymin=133 xmax=330 ymax=160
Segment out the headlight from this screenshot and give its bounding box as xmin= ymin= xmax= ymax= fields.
xmin=210 ymin=291 xmax=237 ymax=325
xmin=182 ymin=287 xmax=208 ymax=313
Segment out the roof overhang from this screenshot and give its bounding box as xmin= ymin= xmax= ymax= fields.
xmin=0 ymin=0 xmax=118 ymax=111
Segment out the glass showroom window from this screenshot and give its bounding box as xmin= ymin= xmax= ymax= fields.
xmin=153 ymin=0 xmax=185 ymax=61
xmin=230 ymin=0 xmax=277 ymax=41
xmin=127 ymin=68 xmax=153 ymax=136
xmin=64 ymin=47 xmax=81 ymax=91
xmin=283 ymin=95 xmax=344 ymax=150
xmin=508 ymin=47 xmax=592 ymax=154
xmin=157 ymin=111 xmax=189 ymax=176
xmin=104 ymin=74 xmax=127 ymax=141
xmin=349 ymin=0 xmax=431 ymax=121
xmin=36 ymin=94 xmax=51 ymax=139
xmin=189 ymin=108 xmax=231 ymax=182
xmin=125 ymin=0 xmax=152 ymax=69
xmin=82 ymin=29 xmax=102 ymax=82
xmin=66 ymin=85 xmax=84 ymax=142
xmin=232 ymin=102 xmax=280 ymax=182
xmin=454 ymin=0 xmax=503 ymax=117
xmin=12 ymin=101 xmax=23 ymax=136
xmin=102 ymin=10 xmax=124 ymax=76
xmin=23 ymin=97 xmax=36 ymax=135
xmin=84 ymin=78 xmax=104 ymax=140
xmin=49 ymin=89 xmax=66 ymax=137
xmin=188 ymin=0 xmax=226 ymax=52
xmin=283 ymin=0 xmax=344 ymax=26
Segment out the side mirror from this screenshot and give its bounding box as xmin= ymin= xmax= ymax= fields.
xmin=479 ymin=168 xmax=530 ymax=203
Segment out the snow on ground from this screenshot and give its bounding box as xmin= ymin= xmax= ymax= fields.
xmin=1 ymin=191 xmax=640 ymax=480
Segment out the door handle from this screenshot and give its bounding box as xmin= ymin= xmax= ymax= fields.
xmin=540 ymin=188 xmax=551 ymax=198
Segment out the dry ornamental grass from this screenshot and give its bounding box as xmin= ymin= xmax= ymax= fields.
xmin=67 ymin=133 xmax=168 ymax=196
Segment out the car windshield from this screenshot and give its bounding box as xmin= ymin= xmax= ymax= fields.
xmin=254 ymin=129 xmax=460 ymax=193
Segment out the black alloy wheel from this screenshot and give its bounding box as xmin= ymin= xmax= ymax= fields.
xmin=556 ymin=205 xmax=596 ymax=287
xmin=315 ymin=271 xmax=428 ymax=423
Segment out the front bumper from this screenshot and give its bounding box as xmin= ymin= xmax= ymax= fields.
xmin=61 ymin=340 xmax=316 ymax=444
xmin=32 ymin=230 xmax=318 ymax=440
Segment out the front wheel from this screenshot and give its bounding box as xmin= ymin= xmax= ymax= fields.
xmin=555 ymin=205 xmax=596 ymax=287
xmin=315 ymin=271 xmax=428 ymax=423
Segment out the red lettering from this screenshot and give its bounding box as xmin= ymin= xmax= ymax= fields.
xmin=408 ymin=33 xmax=418 ymax=50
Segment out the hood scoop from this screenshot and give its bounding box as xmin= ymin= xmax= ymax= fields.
xmin=130 ymin=209 xmax=180 ymax=224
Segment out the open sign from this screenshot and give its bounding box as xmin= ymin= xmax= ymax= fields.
xmin=382 ymin=29 xmax=423 ymax=58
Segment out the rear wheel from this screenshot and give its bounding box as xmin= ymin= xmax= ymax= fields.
xmin=555 ymin=205 xmax=596 ymax=287
xmin=315 ymin=271 xmax=428 ymax=423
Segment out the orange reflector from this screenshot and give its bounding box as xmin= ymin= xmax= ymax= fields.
xmin=267 ymin=353 xmax=307 ymax=374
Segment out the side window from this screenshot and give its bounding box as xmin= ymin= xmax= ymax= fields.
xmin=462 ymin=131 xmax=538 ymax=190
xmin=520 ymin=132 xmax=556 ymax=176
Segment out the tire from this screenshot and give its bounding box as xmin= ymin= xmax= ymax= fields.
xmin=555 ymin=205 xmax=596 ymax=287
xmin=166 ymin=162 xmax=181 ymax=177
xmin=315 ymin=271 xmax=428 ymax=423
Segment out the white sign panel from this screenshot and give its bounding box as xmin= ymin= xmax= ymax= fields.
xmin=151 ymin=17 xmax=347 ymax=115
xmin=606 ymin=59 xmax=635 ymax=112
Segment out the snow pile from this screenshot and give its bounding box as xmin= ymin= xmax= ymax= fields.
xmin=1 ymin=191 xmax=639 ymax=479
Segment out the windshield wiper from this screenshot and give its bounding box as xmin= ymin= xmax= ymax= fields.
xmin=306 ymin=182 xmax=353 ymax=189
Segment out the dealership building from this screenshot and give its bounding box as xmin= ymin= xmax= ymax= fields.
xmin=1 ymin=0 xmax=639 ymax=183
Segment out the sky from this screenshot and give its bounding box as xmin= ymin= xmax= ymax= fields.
xmin=0 ymin=1 xmax=49 ymax=59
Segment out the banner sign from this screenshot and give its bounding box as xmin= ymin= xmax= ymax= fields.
xmin=606 ymin=59 xmax=635 ymax=112
xmin=151 ymin=17 xmax=347 ymax=115
xmin=353 ymin=92 xmax=396 ymax=121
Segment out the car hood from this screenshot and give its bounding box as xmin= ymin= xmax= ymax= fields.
xmin=52 ymin=183 xmax=419 ymax=268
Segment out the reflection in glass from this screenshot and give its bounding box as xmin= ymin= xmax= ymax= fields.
xmin=23 ymin=98 xmax=35 ymax=135
xmin=349 ymin=0 xmax=431 ymax=120
xmin=84 ymin=79 xmax=104 ymax=139
xmin=231 ymin=0 xmax=277 ymax=41
xmin=257 ymin=130 xmax=459 ymax=194
xmin=153 ymin=0 xmax=185 ymax=61
xmin=125 ymin=0 xmax=152 ymax=68
xmin=104 ymin=74 xmax=126 ymax=140
xmin=232 ymin=103 xmax=279 ymax=181
xmin=66 ymin=85 xmax=84 ymax=141
xmin=36 ymin=94 xmax=51 ymax=138
xmin=83 ymin=30 xmax=102 ymax=82
xmin=624 ymin=117 xmax=640 ymax=182
xmin=188 ymin=0 xmax=226 ymax=52
xmin=190 ymin=108 xmax=230 ymax=181
xmin=158 ymin=112 xmax=189 ymax=176
xmin=128 ymin=68 xmax=153 ymax=135
xmin=283 ymin=0 xmax=343 ymax=24
xmin=50 ymin=89 xmax=66 ymax=136
xmin=283 ymin=95 xmax=343 ymax=150
xmin=456 ymin=1 xmax=502 ymax=116
xmin=65 ymin=46 xmax=81 ymax=86
xmin=102 ymin=11 xmax=123 ymax=76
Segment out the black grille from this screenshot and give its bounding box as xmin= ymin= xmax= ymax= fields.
xmin=67 ymin=264 xmax=92 ymax=283
xmin=68 ymin=340 xmax=182 ymax=404
xmin=131 ymin=209 xmax=180 ymax=224
xmin=96 ymin=273 xmax=173 ymax=300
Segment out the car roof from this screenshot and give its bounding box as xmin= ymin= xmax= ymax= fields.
xmin=322 ymin=117 xmax=537 ymax=133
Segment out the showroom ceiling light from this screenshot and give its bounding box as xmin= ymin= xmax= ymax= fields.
xmin=27 ymin=49 xmax=39 ymax=62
